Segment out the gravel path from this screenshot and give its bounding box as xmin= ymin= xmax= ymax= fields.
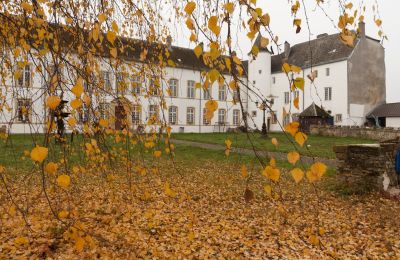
xmin=172 ymin=139 xmax=338 ymax=167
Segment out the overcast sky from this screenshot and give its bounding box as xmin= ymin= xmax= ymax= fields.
xmin=171 ymin=0 xmax=399 ymax=103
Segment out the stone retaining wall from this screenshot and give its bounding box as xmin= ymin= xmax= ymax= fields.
xmin=333 ymin=141 xmax=400 ymax=193
xmin=310 ymin=125 xmax=400 ymax=141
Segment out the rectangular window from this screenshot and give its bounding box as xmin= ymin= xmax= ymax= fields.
xmin=187 ymin=107 xmax=195 ymax=125
xmin=79 ymin=104 xmax=90 ymax=123
xmin=218 ymin=109 xmax=226 ymax=125
xmin=16 ymin=98 xmax=32 ymax=123
xmin=326 ymin=68 xmax=330 ymax=76
xmin=218 ymin=86 xmax=226 ymax=101
xmin=233 ymin=109 xmax=240 ymax=126
xmin=17 ymin=65 xmax=31 ymax=87
xmin=169 ymin=79 xmax=178 ymax=97
xmin=132 ymin=105 xmax=141 ymax=125
xmin=203 ymin=88 xmax=211 ymax=100
xmin=203 ymin=108 xmax=210 ymax=125
xmin=131 ymin=75 xmax=142 ymax=95
xmin=324 ymin=87 xmax=332 ymax=101
xmin=149 ymin=78 xmax=160 ymax=96
xmin=99 ymin=102 xmax=110 ymax=119
xmin=101 ymin=71 xmax=112 ymax=91
xmin=272 ymin=77 xmax=276 ymax=84
xmin=258 ymin=70 xmax=262 ymax=74
xmin=314 ymin=70 xmax=318 ymax=78
xmin=168 ymin=106 xmax=178 ymax=125
xmin=149 ymin=105 xmax=159 ymax=122
xmin=294 ymin=90 xmax=300 ymax=99
xmin=251 ymin=111 xmax=257 ymax=117
xmin=233 ymin=89 xmax=239 ymax=102
xmin=284 ymin=92 xmax=290 ymax=104
xmin=187 ymin=80 xmax=195 ymax=99
xmin=335 ymin=114 xmax=342 ymax=123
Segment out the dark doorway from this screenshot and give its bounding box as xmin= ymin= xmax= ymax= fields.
xmin=267 ymin=118 xmax=271 ymax=131
xmin=115 ymin=105 xmax=127 ymax=130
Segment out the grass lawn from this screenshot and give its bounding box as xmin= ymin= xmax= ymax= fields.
xmin=171 ymin=132 xmax=377 ymax=159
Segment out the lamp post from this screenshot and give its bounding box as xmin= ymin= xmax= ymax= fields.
xmin=255 ymin=98 xmax=274 ymax=137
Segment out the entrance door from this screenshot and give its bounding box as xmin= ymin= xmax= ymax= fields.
xmin=267 ymin=118 xmax=271 ymax=131
xmin=115 ymin=105 xmax=127 ymax=130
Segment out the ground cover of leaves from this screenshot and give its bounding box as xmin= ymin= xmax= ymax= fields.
xmin=1 ymin=161 xmax=400 ymax=258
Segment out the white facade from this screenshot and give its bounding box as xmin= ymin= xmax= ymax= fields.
xmin=386 ymin=117 xmax=400 ymax=128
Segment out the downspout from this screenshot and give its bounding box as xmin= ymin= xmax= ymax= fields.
xmin=199 ymin=72 xmax=202 ymax=133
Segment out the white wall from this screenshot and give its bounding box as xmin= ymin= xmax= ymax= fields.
xmin=386 ymin=117 xmax=400 ymax=128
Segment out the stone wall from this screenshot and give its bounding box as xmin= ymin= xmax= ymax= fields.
xmin=310 ymin=125 xmax=400 ymax=141
xmin=333 ymin=141 xmax=400 ymax=193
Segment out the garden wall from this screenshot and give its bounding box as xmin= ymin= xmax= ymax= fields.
xmin=333 ymin=141 xmax=400 ymax=193
xmin=310 ymin=125 xmax=400 ymax=141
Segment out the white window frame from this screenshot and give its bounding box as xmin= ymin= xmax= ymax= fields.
xmin=131 ymin=75 xmax=142 ymax=95
xmin=335 ymin=114 xmax=342 ymax=123
xmin=187 ymin=107 xmax=195 ymax=125
xmin=101 ymin=71 xmax=112 ymax=91
xmin=116 ymin=72 xmax=128 ymax=95
xmin=168 ymin=106 xmax=178 ymax=125
xmin=203 ymin=88 xmax=211 ymax=100
xmin=233 ymin=109 xmax=240 ymax=126
xmin=284 ymin=92 xmax=290 ymax=104
xmin=218 ymin=109 xmax=226 ymax=125
xmin=149 ymin=104 xmax=159 ymax=121
xmin=218 ymin=85 xmax=226 ymax=101
xmin=16 ymin=65 xmax=31 ymax=87
xmin=169 ymin=78 xmax=179 ymax=97
xmin=187 ymin=80 xmax=195 ymax=99
xmin=132 ymin=105 xmax=141 ymax=125
xmin=324 ymin=87 xmax=332 ymax=101
xmin=326 ymin=67 xmax=330 ymax=76
xmin=99 ymin=102 xmax=110 ymax=120
xmin=203 ymin=108 xmax=210 ymax=125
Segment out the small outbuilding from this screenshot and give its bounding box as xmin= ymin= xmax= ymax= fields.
xmin=298 ymin=103 xmax=334 ymax=132
xmin=366 ymin=102 xmax=400 ymax=128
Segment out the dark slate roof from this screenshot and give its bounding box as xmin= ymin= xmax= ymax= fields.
xmin=367 ymin=103 xmax=400 ymax=118
xmin=271 ymin=33 xmax=357 ymax=73
xmin=299 ymin=103 xmax=332 ymax=118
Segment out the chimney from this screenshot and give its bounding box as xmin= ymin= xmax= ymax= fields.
xmin=284 ymin=41 xmax=290 ymax=59
xmin=359 ymin=21 xmax=366 ymax=39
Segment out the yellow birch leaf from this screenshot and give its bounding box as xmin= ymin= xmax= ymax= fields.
xmin=21 ymin=2 xmax=33 ymax=12
xmin=70 ymin=99 xmax=82 ymax=109
xmin=164 ymin=182 xmax=177 ymax=198
xmin=72 ymin=78 xmax=84 ymax=97
xmin=264 ymin=185 xmax=272 ymax=197
xmin=31 ymin=146 xmax=48 ymax=163
xmin=15 ymin=237 xmax=29 ymax=246
xmin=311 ymin=162 xmax=327 ymax=178
xmin=153 ymin=150 xmax=162 ymax=158
xmin=241 ymin=164 xmax=248 ymax=178
xmin=295 ymin=132 xmax=307 ymax=146
xmin=99 ymin=119 xmax=108 ymax=127
xmin=294 ymin=77 xmax=305 ymax=90
xmin=58 ymin=210 xmax=69 ymax=219
xmin=184 ymin=2 xmax=196 ymax=15
xmin=46 ymin=96 xmax=61 ymax=110
xmin=271 ymin=137 xmax=279 ymax=147
xmin=269 ymin=157 xmax=277 ymax=167
xmin=98 ymin=13 xmax=107 ymax=23
xmin=260 ymin=36 xmax=269 ymax=48
xmin=287 ymin=151 xmax=300 ymax=165
xmin=282 ymin=63 xmax=291 ymax=74
xmin=193 ymin=44 xmax=203 ymax=58
xmin=75 ymin=236 xmax=85 ymax=252
xmin=57 ymin=174 xmax=71 ymax=188
xmin=224 ymin=2 xmax=235 ymax=13
xmin=284 ymin=122 xmax=299 ymax=136
xmin=110 ymin=47 xmax=118 ymax=58
xmin=68 ymin=117 xmax=77 ymax=127
xmin=291 ymin=168 xmax=304 ymax=183
xmin=45 ymin=162 xmax=58 ymax=174
xmin=269 ymin=168 xmax=280 ymax=182
xmin=294 ymin=96 xmax=299 ymax=109
xmin=208 ymin=16 xmax=221 ymax=36
xmin=107 ymin=31 xmax=117 ymax=44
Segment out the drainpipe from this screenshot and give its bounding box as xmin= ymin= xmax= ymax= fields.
xmin=302 ymin=69 xmax=305 ymax=111
xmin=199 ymin=72 xmax=202 ymax=133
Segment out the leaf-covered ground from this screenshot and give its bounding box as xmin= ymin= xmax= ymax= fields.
xmin=1 ymin=161 xmax=400 ymax=258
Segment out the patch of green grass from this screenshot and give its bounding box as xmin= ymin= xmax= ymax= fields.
xmin=171 ymin=132 xmax=376 ymax=159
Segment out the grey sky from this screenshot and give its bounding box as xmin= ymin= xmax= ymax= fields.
xmin=171 ymin=0 xmax=399 ymax=103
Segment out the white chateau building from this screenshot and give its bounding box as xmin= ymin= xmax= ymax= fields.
xmin=0 ymin=22 xmax=385 ymax=134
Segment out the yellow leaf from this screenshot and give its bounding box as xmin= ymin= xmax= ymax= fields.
xmin=375 ymin=19 xmax=382 ymax=27
xmin=284 ymin=122 xmax=299 ymax=137
xmin=251 ymin=45 xmax=259 ymax=56
xmin=188 ymin=231 xmax=195 ymax=241
xmin=293 ymin=77 xmax=304 ymax=90
xmin=72 ymin=78 xmax=84 ymax=97
xmin=241 ymin=164 xmax=248 ymax=178
xmin=295 ymin=132 xmax=307 ymax=147
xmin=311 ymin=162 xmax=327 ymax=178
xmin=269 ymin=157 xmax=276 ymax=167
xmin=0 ymin=165 xmax=5 ymax=173
xmin=57 ymin=174 xmax=71 ymax=188
xmin=164 ymin=182 xmax=177 ymax=198
xmin=287 ymin=151 xmax=300 ymax=165
xmin=291 ymin=168 xmax=304 ymax=183
xmin=75 ymin=236 xmax=85 ymax=252
xmin=208 ymin=16 xmax=221 ymax=36
xmin=271 ymin=137 xmax=279 ymax=147
xmin=291 ymin=65 xmax=301 ymax=73
xmin=107 ymin=31 xmax=117 ymax=44
xmin=269 ymin=168 xmax=280 ymax=182
xmin=58 ymin=210 xmax=69 ymax=219
xmin=110 ymin=47 xmax=118 ymax=58
xmin=224 ymin=2 xmax=235 ymax=13
xmin=70 ymin=99 xmax=82 ymax=109
xmin=98 ymin=13 xmax=107 ymax=23
xmin=184 ymin=1 xmax=196 ymax=15
xmin=282 ymin=63 xmax=291 ymax=74
xmin=99 ymin=119 xmax=108 ymax=127
xmin=21 ymin=2 xmax=33 ymax=13
xmin=45 ymin=162 xmax=58 ymax=174
xmin=31 ymin=146 xmax=48 ymax=163
xmin=261 ymin=13 xmax=270 ymax=26
xmin=186 ymin=18 xmax=195 ymax=30
xmin=260 ymin=36 xmax=269 ymax=48
xmin=340 ymin=33 xmax=355 ymax=47
xmin=306 ymin=170 xmax=318 ymax=183
xmin=208 ymin=69 xmax=220 ymax=84
xmin=294 ymin=96 xmax=299 ymax=109
xmin=46 ymin=96 xmax=61 ymax=110
xmin=345 ymin=2 xmax=353 ymax=9
xmin=68 ymin=117 xmax=77 ymax=127
xmin=225 ymin=139 xmax=232 ymax=149
xmin=193 ymin=44 xmax=203 ymax=58
xmin=153 ymin=150 xmax=162 ymax=158
xmin=112 ymin=21 xmax=119 ymax=32
xmin=264 ymin=185 xmax=272 ymax=197
xmin=14 ymin=237 xmax=29 ymax=247
xmin=189 ymin=32 xmax=197 ymax=42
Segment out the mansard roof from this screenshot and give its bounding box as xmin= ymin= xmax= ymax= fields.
xmin=367 ymin=103 xmax=400 ymax=118
xmin=271 ymin=33 xmax=357 ymax=73
xmin=299 ymin=102 xmax=332 ymax=118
